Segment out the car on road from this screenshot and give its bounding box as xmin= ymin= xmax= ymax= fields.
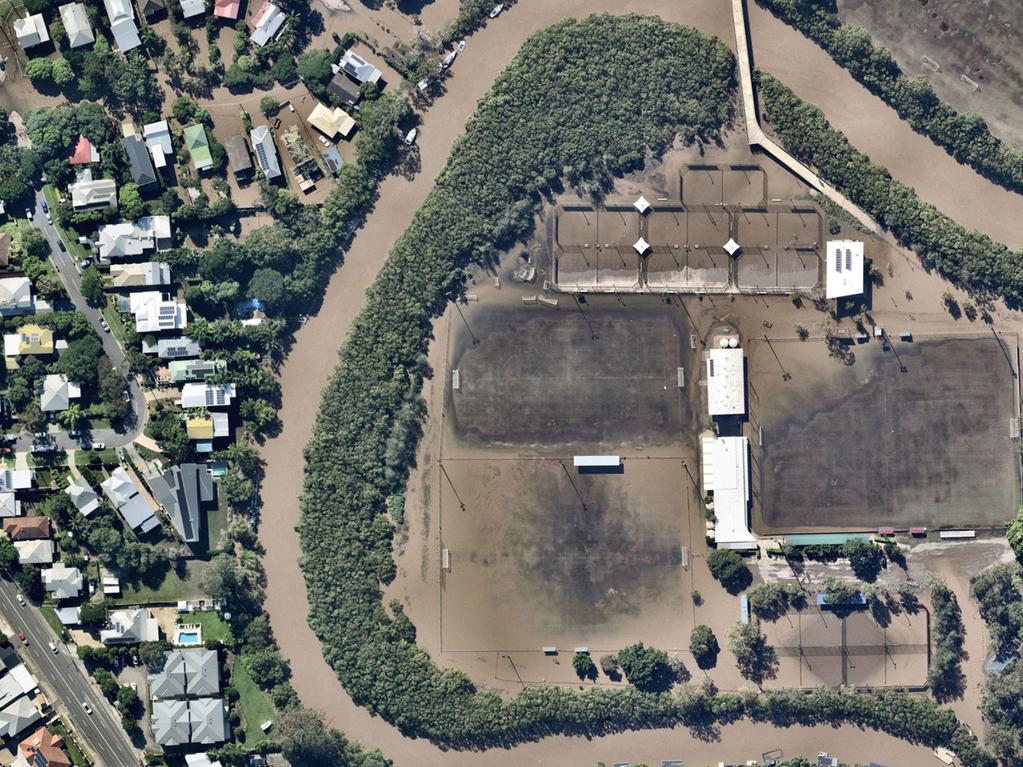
xmin=57 ymin=240 xmax=66 ymax=252
xmin=100 ymin=319 xmax=110 ymax=333
xmin=45 ymin=214 xmax=52 ymax=225
xmin=82 ymin=702 xmax=92 ymax=715
xmin=48 ymin=641 xmax=57 ymax=654
xmin=40 ymin=201 xmax=48 ymax=214
xmin=15 ymin=594 xmax=24 ymax=606
xmin=24 ymin=209 xmax=32 ymax=220
xmin=16 ymin=631 xmax=26 ymax=645
xmin=489 ymin=3 xmax=503 ymax=17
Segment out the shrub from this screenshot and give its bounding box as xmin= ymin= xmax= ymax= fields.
xmin=617 ymin=643 xmax=672 ymax=692
xmin=706 ymin=549 xmax=752 ymax=594
xmin=689 ymin=625 xmax=719 ymax=670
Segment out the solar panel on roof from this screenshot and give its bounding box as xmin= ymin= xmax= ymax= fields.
xmin=845 ymin=249 xmax=852 ymax=270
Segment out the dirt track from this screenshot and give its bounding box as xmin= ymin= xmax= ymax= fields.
xmin=257 ymin=0 xmax=1023 ymax=763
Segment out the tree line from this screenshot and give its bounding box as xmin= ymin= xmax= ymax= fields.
xmin=755 ymin=0 xmax=1023 ymax=196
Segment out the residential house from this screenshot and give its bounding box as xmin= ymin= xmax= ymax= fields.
xmin=143 ymin=120 xmax=173 ymax=169
xmin=142 ymin=337 xmax=201 ymax=359
xmin=3 ymin=325 xmax=53 ymax=358
xmin=13 ymin=541 xmax=53 ymax=565
xmin=0 ymin=493 xmax=21 ymax=518
xmin=137 ymin=0 xmax=166 ymax=21
xmin=100 ymin=607 xmax=159 ymax=644
xmin=150 ymin=648 xmax=228 ymax=747
xmin=110 ymin=262 xmax=171 ymax=288
xmin=212 ymin=0 xmax=238 ymax=18
xmin=102 ymin=576 xmax=120 ymax=596
xmin=184 ymin=754 xmax=223 ymax=767
xmin=128 ymin=292 xmax=187 ymax=333
xmin=0 ymin=698 xmax=41 ymax=742
xmin=41 ymin=564 xmax=83 ymax=600
xmin=249 ymin=126 xmax=281 ymax=180
xmin=179 ymin=0 xmax=204 ymax=16
xmin=0 ymin=470 xmax=33 ymax=492
xmin=97 ymin=215 xmax=172 ymax=261
xmin=250 ymin=1 xmax=284 ymax=47
xmin=69 ymin=172 xmax=117 ymax=211
xmin=179 ymin=383 xmax=235 ymax=409
xmin=102 ymin=0 xmax=142 ymax=51
xmin=17 ymin=726 xmax=72 ymax=767
xmin=140 ymin=214 xmax=173 ymax=250
xmin=2 ymin=517 xmax=51 ymax=541
xmin=100 ymin=467 xmax=160 ymax=533
xmin=326 ymin=73 xmax=361 ymax=106
xmin=53 ymin=606 xmax=81 ymax=626
xmin=337 ymin=49 xmax=382 ymax=84
xmin=186 ymin=412 xmax=230 ymax=453
xmin=149 ymin=463 xmax=215 ymax=544
xmin=184 ymin=124 xmax=213 ymax=172
xmin=0 ymin=277 xmax=33 ymax=317
xmin=123 ymin=135 xmax=158 ymax=191
xmin=168 ymin=359 xmax=224 ymax=383
xmin=12 ymin=14 xmax=49 ymax=49
xmin=40 ymin=374 xmax=81 ymax=413
xmin=224 ymin=135 xmax=252 ymax=179
xmin=306 ymin=103 xmax=355 ymax=141
xmin=68 ymin=135 xmax=99 ymax=165
xmin=59 ymin=3 xmax=94 ymax=48
xmin=65 ymin=475 xmax=100 ymax=517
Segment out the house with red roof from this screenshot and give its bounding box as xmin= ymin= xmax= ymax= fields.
xmin=18 ymin=726 xmax=72 ymax=767
xmin=68 ymin=135 xmax=99 ymax=165
xmin=213 ymin=0 xmax=239 ymax=19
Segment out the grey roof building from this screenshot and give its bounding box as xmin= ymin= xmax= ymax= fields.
xmin=142 ymin=337 xmax=202 ymax=359
xmin=188 ymin=697 xmax=229 ymax=744
xmin=100 ymin=467 xmax=160 ymax=533
xmin=123 ymin=135 xmax=159 ymax=190
xmin=110 ymin=262 xmax=171 ymax=289
xmin=59 ymin=3 xmax=94 ymax=48
xmin=151 ymin=697 xmax=228 ymax=747
xmin=0 ymin=696 xmax=40 ymax=740
xmin=41 ymin=564 xmax=83 ymax=600
xmin=327 ymin=73 xmax=361 ymax=106
xmin=152 ymin=699 xmax=191 ymax=747
xmin=148 ymin=648 xmax=221 ymax=699
xmin=168 ymin=359 xmax=224 ymax=383
xmin=149 ymin=463 xmax=214 ymax=544
xmin=66 ymin=475 xmax=100 ymax=516
xmin=100 ymin=607 xmax=159 ymax=644
xmin=224 ymin=135 xmax=253 ymax=178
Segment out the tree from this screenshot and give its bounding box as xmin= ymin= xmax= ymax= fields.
xmin=617 ymin=643 xmax=672 ymax=692
xmin=79 ymin=602 xmax=107 ymax=629
xmin=22 ymin=402 xmax=47 ymax=435
xmin=118 ymin=183 xmax=144 ymax=220
xmin=259 ymin=96 xmax=281 ymax=116
xmin=689 ymin=625 xmax=719 ymax=670
xmin=275 ymin=706 xmax=384 ymax=767
xmin=25 ymin=57 xmax=54 ymax=82
xmin=706 ymin=549 xmax=752 ymax=594
xmin=296 ymin=49 xmax=333 ymax=87
xmin=172 ymin=96 xmax=200 ymax=124
xmin=93 ymin=668 xmax=119 ymax=699
xmin=80 ymin=266 xmax=106 ymax=307
xmin=598 ymin=654 xmax=620 ymax=679
xmin=247 ymin=267 xmax=286 ymax=313
xmin=842 ymin=538 xmax=885 ymax=582
xmin=821 ymin=577 xmax=858 ymax=606
xmin=728 ymin=621 xmax=778 ymax=686
xmin=58 ymin=404 xmax=83 ymax=433
xmin=0 ymin=537 xmax=18 ymax=570
xmin=746 ymin=582 xmax=792 ymax=621
xmin=572 ymin=652 xmax=597 ymax=680
xmin=51 ymin=58 xmax=75 ymax=86
xmin=1007 ymin=507 xmax=1023 ymax=560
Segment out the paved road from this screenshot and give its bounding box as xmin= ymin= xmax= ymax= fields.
xmin=0 ymin=579 xmax=140 ymax=767
xmin=19 ymin=192 xmax=148 ymax=452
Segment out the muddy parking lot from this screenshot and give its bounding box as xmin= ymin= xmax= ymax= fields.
xmin=749 ymin=334 xmax=1021 ymax=533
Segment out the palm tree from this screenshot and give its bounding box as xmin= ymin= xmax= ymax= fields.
xmin=58 ymin=403 xmax=82 ymax=434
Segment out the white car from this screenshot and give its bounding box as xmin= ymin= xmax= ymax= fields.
xmin=24 ymin=209 xmax=32 ymax=221
xmin=489 ymin=3 xmax=503 ymax=17
xmin=48 ymin=641 xmax=57 ymax=654
xmin=15 ymin=594 xmax=24 ymax=606
xmin=82 ymin=702 xmax=92 ymax=715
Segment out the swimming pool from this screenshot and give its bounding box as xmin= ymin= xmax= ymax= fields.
xmin=177 ymin=631 xmax=201 ymax=646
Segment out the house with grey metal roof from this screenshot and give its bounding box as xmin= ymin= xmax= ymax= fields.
xmin=13 ymin=540 xmax=54 ymax=565
xmin=110 ymin=262 xmax=171 ymax=289
xmin=151 ymin=696 xmax=228 ymax=747
xmin=69 ymin=172 xmax=117 ymax=210
xmin=65 ymin=475 xmax=100 ymax=516
xmin=148 ymin=648 xmax=221 ymax=699
xmin=41 ymin=564 xmax=83 ymax=600
xmin=0 ymin=493 xmax=20 ymax=518
xmin=101 ymin=607 xmax=159 ymax=644
xmin=151 ymin=699 xmax=191 ymax=747
xmin=0 ymin=277 xmax=33 ymax=317
xmin=59 ymin=3 xmax=94 ymax=49
xmin=249 ymin=127 xmax=281 ymax=180
xmin=13 ymin=14 xmax=49 ymax=48
xmin=102 ymin=0 xmax=141 ymax=51
xmin=142 ymin=337 xmax=202 ymax=359
xmin=100 ymin=467 xmax=160 ymax=533
xmin=0 ymin=695 xmax=40 ymax=740
xmin=169 ymin=359 xmax=224 ymax=383
xmin=123 ymin=135 xmax=158 ymax=190
xmin=149 ymin=464 xmax=215 ymax=544
xmin=40 ymin=374 xmax=81 ymax=413
xmin=224 ymin=135 xmax=252 ymax=179
xmin=337 ymin=49 xmax=382 ymax=84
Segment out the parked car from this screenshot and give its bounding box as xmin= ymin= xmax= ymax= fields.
xmin=92 ymin=442 xmax=105 ymax=450
xmin=45 ymin=214 xmax=52 ymax=225
xmin=40 ymin=200 xmax=48 ymax=214
xmin=15 ymin=594 xmax=24 ymax=606
xmin=489 ymin=3 xmax=503 ymax=17
xmin=57 ymin=240 xmax=66 ymax=252
xmin=100 ymin=319 xmax=110 ymax=333
xmin=78 ymin=259 xmax=89 ymax=270
xmin=16 ymin=631 xmax=26 ymax=645
xmin=79 ymin=439 xmax=92 ymax=450
xmin=24 ymin=209 xmax=32 ymax=221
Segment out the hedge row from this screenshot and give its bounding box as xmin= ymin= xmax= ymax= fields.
xmin=755 ymin=0 xmax=1023 ymax=194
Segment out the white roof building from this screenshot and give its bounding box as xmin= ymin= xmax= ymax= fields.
xmin=0 ymin=493 xmax=20 ymax=518
xmin=0 ymin=470 xmax=32 ymax=492
xmin=179 ymin=383 xmax=236 ymax=409
xmin=250 ymin=0 xmax=285 ymax=46
xmin=42 ymin=564 xmax=83 ymax=600
xmin=701 ymin=435 xmax=756 ymax=550
xmin=101 ymin=607 xmax=159 ymax=644
xmin=249 ymin=126 xmax=281 ymax=180
xmin=97 ymin=216 xmax=171 ymax=261
xmin=180 ymin=0 xmax=204 ymax=16
xmin=0 ymin=696 xmax=40 ymax=741
xmin=69 ymin=175 xmax=117 ymax=210
xmin=706 ymin=347 xmax=745 ymax=417
xmin=40 ymin=374 xmax=81 ymax=412
xmin=129 ymin=292 xmax=188 ymax=333
xmin=59 ymin=3 xmax=94 ymax=47
xmin=336 ymin=49 xmax=382 ymax=84
xmin=13 ymin=14 xmax=49 ymax=48
xmin=100 ymin=467 xmax=160 ymax=533
xmin=66 ymin=475 xmax=101 ymax=516
xmin=826 ymin=240 xmax=865 ymax=299
xmin=110 ymin=262 xmax=172 ymax=288
xmin=0 ymin=277 xmax=33 ymax=316
xmin=144 ymin=120 xmax=174 ymax=169
xmin=102 ymin=0 xmax=141 ymax=50
xmin=13 ymin=540 xmax=54 ymax=565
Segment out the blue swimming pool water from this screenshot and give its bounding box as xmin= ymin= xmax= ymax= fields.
xmin=178 ymin=631 xmax=201 ymax=646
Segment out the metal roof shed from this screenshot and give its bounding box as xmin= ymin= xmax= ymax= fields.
xmin=706 ymin=347 xmax=745 ymax=416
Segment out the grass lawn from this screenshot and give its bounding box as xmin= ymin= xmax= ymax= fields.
xmin=113 ymin=559 xmax=211 ymax=604
xmin=41 ymin=605 xmax=70 ymax=642
xmin=74 ymin=448 xmax=119 ymax=467
xmin=100 ymin=298 xmax=130 ymax=348
xmin=202 ymin=491 xmax=230 ymax=553
xmin=52 ymin=719 xmax=92 ymax=766
xmin=183 ymin=610 xmax=233 ymax=644
xmin=231 ymin=658 xmax=275 ymax=745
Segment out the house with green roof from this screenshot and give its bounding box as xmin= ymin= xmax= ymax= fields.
xmin=184 ymin=124 xmax=214 ymax=172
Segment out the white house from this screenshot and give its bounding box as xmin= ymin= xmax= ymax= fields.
xmin=249 ymin=126 xmax=281 ymax=180
xmin=706 ymin=346 xmax=745 ymax=417
xmin=101 ymin=607 xmax=159 ymax=644
xmin=69 ymin=171 xmax=117 ymax=210
xmin=13 ymin=14 xmax=49 ymax=48
xmin=826 ymin=240 xmax=865 ymax=300
xmin=143 ymin=120 xmax=174 ymax=169
xmin=65 ymin=475 xmax=100 ymax=516
xmin=40 ymin=374 xmax=81 ymax=413
xmin=701 ymin=435 xmax=756 ymax=550
xmin=59 ymin=3 xmax=94 ymax=48
xmin=179 ymin=383 xmax=236 ymax=409
xmin=129 ymin=292 xmax=188 ymax=333
xmin=41 ymin=564 xmax=83 ymax=600
xmin=102 ymin=0 xmax=141 ymax=51
xmin=0 ymin=277 xmax=33 ymax=317
xmin=250 ymin=0 xmax=284 ymax=46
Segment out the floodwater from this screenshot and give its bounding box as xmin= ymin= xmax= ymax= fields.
xmin=256 ymin=0 xmax=1023 ymax=763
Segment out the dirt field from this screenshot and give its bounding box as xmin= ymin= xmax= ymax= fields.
xmin=750 ymin=335 xmax=1021 ymax=534
xmin=449 ymin=300 xmax=690 ymax=447
xmin=838 ymin=0 xmax=1023 ymax=150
